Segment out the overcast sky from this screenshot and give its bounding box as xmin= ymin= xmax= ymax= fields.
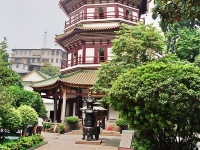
xmin=0 ymin=0 xmax=158 ymax=54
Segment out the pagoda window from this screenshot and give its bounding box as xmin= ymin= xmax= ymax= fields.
xmin=98 ymin=47 xmax=105 ymax=62
xmin=98 ymin=7 xmax=104 ymax=19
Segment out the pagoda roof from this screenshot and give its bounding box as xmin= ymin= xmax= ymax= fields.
xmin=31 ymin=70 xmax=97 ymax=90
xmin=55 ymin=24 xmax=120 ymax=41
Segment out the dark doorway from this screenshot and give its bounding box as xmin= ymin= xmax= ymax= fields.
xmin=98 ymin=48 xmax=104 ymax=62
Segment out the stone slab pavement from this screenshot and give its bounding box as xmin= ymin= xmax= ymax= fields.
xmin=36 ymin=132 xmax=121 ymax=150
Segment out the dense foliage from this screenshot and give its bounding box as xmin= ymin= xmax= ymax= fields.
xmin=17 ymin=105 xmax=38 ymax=127
xmin=0 ymin=38 xmax=22 ymax=88
xmin=165 ymin=27 xmax=200 ymax=62
xmin=8 ymin=86 xmax=47 ymax=117
xmin=109 ymin=61 xmax=200 ymax=149
xmin=0 ymin=107 xmax=22 ymax=144
xmin=0 ymin=134 xmax=44 ymax=150
xmin=65 ymin=116 xmax=79 ymax=124
xmin=94 ymin=23 xmax=165 ymax=94
xmin=152 ymin=0 xmax=200 ymax=23
xmin=40 ymin=63 xmax=60 ymax=77
xmin=115 ymin=118 xmax=128 ymax=126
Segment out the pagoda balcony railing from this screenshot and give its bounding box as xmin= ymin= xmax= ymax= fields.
xmin=65 ymin=11 xmax=144 ymax=28
xmin=61 ymin=56 xmax=111 ymax=69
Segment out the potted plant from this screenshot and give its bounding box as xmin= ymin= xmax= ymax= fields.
xmin=42 ymin=123 xmax=47 ymax=132
xmin=65 ymin=116 xmax=79 ymax=131
xmin=58 ymin=124 xmax=65 ymax=134
xmin=115 ymin=118 xmax=128 ymax=134
xmin=98 ymin=7 xmax=104 ymax=12
xmin=45 ymin=123 xmax=51 ymax=132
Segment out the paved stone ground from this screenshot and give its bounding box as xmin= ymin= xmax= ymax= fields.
xmin=36 ymin=132 xmax=121 ymax=150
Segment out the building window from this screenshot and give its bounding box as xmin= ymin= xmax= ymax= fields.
xmin=15 ymin=51 xmax=18 ymax=55
xmin=51 ymin=58 xmax=53 ymax=63
xmin=27 ymin=58 xmax=30 ymax=63
xmin=29 ymin=50 xmax=31 ymax=55
xmin=57 ymin=51 xmax=59 ymax=55
xmin=42 ymin=59 xmax=49 ymax=63
xmin=20 ymin=51 xmax=23 ymax=55
xmin=16 ymin=64 xmax=19 ymax=68
xmin=24 ymin=51 xmax=26 ymax=55
xmin=23 ymin=65 xmax=25 ymax=70
xmin=56 ymin=59 xmax=58 ymax=63
xmin=51 ymin=50 xmax=54 ymax=55
xmin=48 ymin=51 xmax=50 ymax=55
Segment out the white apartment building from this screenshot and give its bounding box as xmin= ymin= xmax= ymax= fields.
xmin=10 ymin=48 xmax=66 ymax=77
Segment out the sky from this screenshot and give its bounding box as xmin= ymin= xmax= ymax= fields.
xmin=0 ymin=0 xmax=158 ymax=54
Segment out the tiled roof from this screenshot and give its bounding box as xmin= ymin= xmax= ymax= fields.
xmin=61 ymin=70 xmax=97 ymax=85
xmin=31 ymin=70 xmax=97 ymax=89
xmin=38 ymin=71 xmax=51 ymax=79
xmin=31 ymin=76 xmax=60 ymax=88
xmin=55 ymin=25 xmax=119 ymax=40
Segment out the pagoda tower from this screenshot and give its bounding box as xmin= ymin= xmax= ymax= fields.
xmin=31 ymin=0 xmax=148 ymax=124
xmin=56 ymin=0 xmax=148 ymax=74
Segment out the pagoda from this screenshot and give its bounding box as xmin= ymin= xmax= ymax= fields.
xmin=57 ymin=0 xmax=148 ymax=73
xmin=32 ymin=0 xmax=148 ymax=127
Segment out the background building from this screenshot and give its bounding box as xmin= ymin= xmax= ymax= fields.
xmin=10 ymin=48 xmax=66 ymax=77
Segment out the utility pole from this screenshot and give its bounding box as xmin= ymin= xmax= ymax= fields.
xmin=42 ymin=31 xmax=47 ymax=48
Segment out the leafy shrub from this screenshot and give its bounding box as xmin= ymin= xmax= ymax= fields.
xmin=46 ymin=123 xmax=51 ymax=128
xmin=43 ymin=123 xmax=47 ymax=128
xmin=0 ymin=107 xmax=21 ymax=144
xmin=2 ymin=134 xmax=44 ymax=150
xmin=115 ymin=118 xmax=128 ymax=126
xmin=17 ymin=105 xmax=38 ymax=126
xmin=58 ymin=124 xmax=65 ymax=133
xmin=65 ymin=116 xmax=79 ymax=124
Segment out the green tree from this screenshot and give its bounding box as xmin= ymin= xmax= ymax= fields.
xmin=0 ymin=107 xmax=21 ymax=144
xmin=8 ymin=86 xmax=47 ymax=117
xmin=40 ymin=63 xmax=60 ymax=77
xmin=94 ymin=23 xmax=165 ymax=95
xmin=109 ymin=61 xmax=200 ymax=149
xmin=0 ymin=38 xmax=22 ymax=87
xmin=152 ymin=0 xmax=200 ymax=23
xmin=194 ymin=55 xmax=200 ymax=67
xmin=0 ymin=37 xmax=9 ymax=63
xmin=165 ymin=27 xmax=200 ymax=62
xmin=17 ymin=105 xmax=38 ymax=136
xmin=0 ymin=85 xmax=14 ymax=109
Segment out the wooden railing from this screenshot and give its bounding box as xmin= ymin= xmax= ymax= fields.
xmin=61 ymin=56 xmax=111 ymax=69
xmin=64 ymin=11 xmax=144 ymax=28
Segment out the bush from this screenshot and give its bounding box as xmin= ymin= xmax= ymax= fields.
xmin=110 ymin=61 xmax=200 ymax=149
xmin=2 ymin=134 xmax=44 ymax=150
xmin=0 ymin=107 xmax=21 ymax=144
xmin=17 ymin=105 xmax=38 ymax=126
xmin=46 ymin=123 xmax=51 ymax=128
xmin=65 ymin=116 xmax=79 ymax=124
xmin=0 ymin=107 xmax=22 ymax=131
xmin=43 ymin=123 xmax=47 ymax=128
xmin=58 ymin=124 xmax=65 ymax=134
xmin=115 ymin=118 xmax=128 ymax=126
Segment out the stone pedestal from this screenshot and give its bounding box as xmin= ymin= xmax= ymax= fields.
xmin=75 ymin=140 xmax=102 ymax=145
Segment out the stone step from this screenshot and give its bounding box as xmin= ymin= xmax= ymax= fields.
xmin=68 ymin=130 xmax=121 ymax=136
